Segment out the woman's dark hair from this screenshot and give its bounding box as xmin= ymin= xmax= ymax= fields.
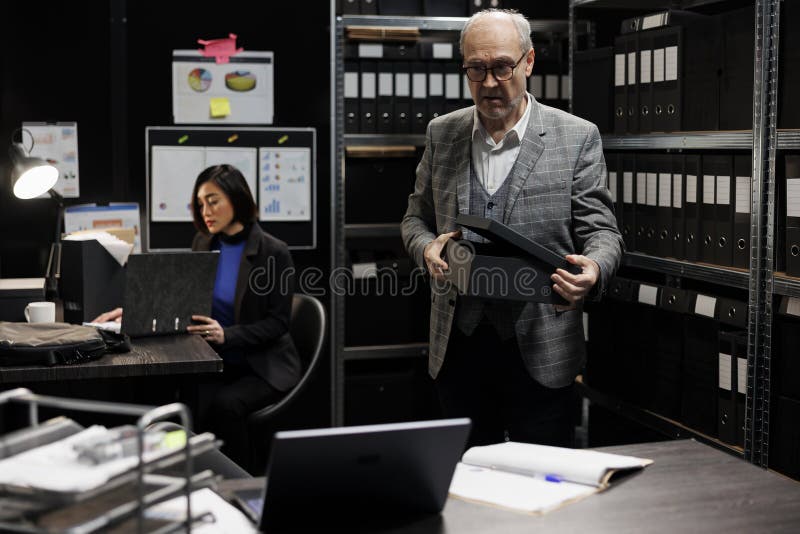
xmin=191 ymin=164 xmax=257 ymax=234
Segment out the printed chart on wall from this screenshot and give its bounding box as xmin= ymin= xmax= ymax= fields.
xmin=22 ymin=122 xmax=80 ymax=198
xmin=146 ymin=127 xmax=316 ymax=250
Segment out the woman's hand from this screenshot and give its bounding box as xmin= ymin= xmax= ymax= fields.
xmin=92 ymin=308 xmax=123 ymax=323
xmin=188 ymin=315 xmax=225 ymax=344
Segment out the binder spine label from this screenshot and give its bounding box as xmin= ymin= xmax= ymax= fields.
xmin=345 ymin=73 xmax=359 ymax=98
xmin=432 ymin=43 xmax=453 ymax=59
xmin=627 ymin=52 xmax=637 ymax=85
xmin=609 ymin=171 xmax=618 ymax=203
xmin=703 ymin=175 xmax=716 ymax=204
xmin=445 ymin=74 xmax=460 ymax=99
xmin=378 ymin=73 xmax=393 ymax=96
xmin=646 ymin=173 xmax=658 ymax=206
xmin=638 ymin=284 xmax=658 ymax=305
xmin=716 ymin=176 xmax=731 ymax=204
xmin=615 ymin=54 xmax=626 ymax=86
xmin=624 ymin=172 xmax=634 ymax=203
xmin=362 ymin=72 xmax=376 ymax=99
xmin=545 ymin=75 xmax=559 ymax=100
xmin=659 ymin=173 xmax=672 ymax=207
xmin=673 ymin=174 xmax=683 ymax=208
xmin=395 ymin=73 xmax=410 ymax=97
xmin=412 ymin=73 xmax=426 ymax=99
xmin=719 ymin=353 xmax=732 ymax=391
xmin=429 ymin=73 xmax=444 ymax=96
xmin=695 ymin=294 xmax=716 ymax=318
xmin=735 ymin=177 xmax=751 ymax=213
xmin=654 ymin=49 xmax=665 ymax=83
xmin=786 ymin=297 xmax=800 ymax=317
xmin=358 ymin=43 xmax=384 ymax=58
xmin=637 ymin=172 xmax=647 ymax=205
xmin=686 ymin=174 xmax=697 ymax=203
xmin=787 ymin=179 xmax=800 ymax=217
xmin=737 ymin=357 xmax=748 ymax=394
xmin=640 ymin=50 xmax=652 ymax=84
xmin=529 ymin=75 xmax=543 ymax=98
xmin=665 ymin=46 xmax=678 ymax=81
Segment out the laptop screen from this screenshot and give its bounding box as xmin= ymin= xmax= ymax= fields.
xmin=245 ymin=418 xmax=470 ymax=530
xmin=120 ymin=252 xmax=218 ymax=337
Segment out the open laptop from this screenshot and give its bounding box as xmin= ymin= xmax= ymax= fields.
xmin=234 ymin=418 xmax=471 ymax=531
xmin=120 ymin=252 xmax=218 ymax=337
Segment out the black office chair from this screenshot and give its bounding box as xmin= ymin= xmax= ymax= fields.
xmin=248 ymin=293 xmax=326 ymax=425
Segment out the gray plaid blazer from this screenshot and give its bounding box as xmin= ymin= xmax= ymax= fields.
xmin=401 ymin=95 xmax=623 ymax=388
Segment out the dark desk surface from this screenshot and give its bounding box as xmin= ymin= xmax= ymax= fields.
xmin=0 ymin=334 xmax=223 ymax=383
xmin=220 ymin=439 xmax=800 ymax=533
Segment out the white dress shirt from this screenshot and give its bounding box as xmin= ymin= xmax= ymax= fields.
xmin=471 ymin=93 xmax=533 ymax=195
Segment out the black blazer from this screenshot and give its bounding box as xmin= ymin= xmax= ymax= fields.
xmin=192 ymin=224 xmax=301 ymax=392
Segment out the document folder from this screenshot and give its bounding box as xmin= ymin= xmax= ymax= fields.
xmin=444 ymin=62 xmax=462 ymax=114
xmin=785 ymin=155 xmax=800 ymax=277
xmin=700 ymin=157 xmax=718 ymax=264
xmin=623 ymin=34 xmax=639 ymax=133
xmin=359 ymin=59 xmax=378 ymax=133
xmin=671 ymin=153 xmax=686 ymax=260
xmin=444 ymin=214 xmax=581 ymax=305
xmin=411 ymin=61 xmax=428 ymax=134
xmin=622 ymin=154 xmax=637 ymax=251
xmin=716 ymin=296 xmax=747 ymax=329
xmin=344 ymin=59 xmax=360 ymax=133
xmin=718 ymin=330 xmax=737 ymax=445
xmin=712 ymin=155 xmax=734 ymax=267
xmin=684 ymin=155 xmax=701 ymax=262
xmin=394 ymin=61 xmax=412 ymax=133
xmin=732 ymin=154 xmax=752 ymax=269
xmin=683 ymin=18 xmax=722 ymax=131
xmin=427 ymin=61 xmax=446 ymax=121
xmin=656 ymin=153 xmax=673 ymax=258
xmin=651 ymin=26 xmax=681 ymax=132
xmin=637 ymin=30 xmax=655 ymax=133
xmin=377 ymin=61 xmax=394 ymax=134
xmin=613 ymin=37 xmax=628 ymax=134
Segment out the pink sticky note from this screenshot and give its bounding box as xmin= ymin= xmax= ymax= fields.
xmin=197 ymin=33 xmax=243 ymax=64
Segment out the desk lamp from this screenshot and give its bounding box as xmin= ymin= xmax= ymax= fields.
xmin=8 ymin=131 xmax=62 ymax=298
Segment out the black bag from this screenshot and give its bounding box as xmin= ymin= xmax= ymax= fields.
xmin=0 ymin=322 xmax=131 ymax=366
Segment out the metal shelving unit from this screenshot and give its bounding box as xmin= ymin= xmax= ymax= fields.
xmin=345 ymin=133 xmax=426 ymax=147
xmin=344 ymin=223 xmax=402 ymax=239
xmin=622 ymin=253 xmax=750 ymax=289
xmin=571 ymin=0 xmax=782 ymax=467
xmin=343 ymin=342 xmax=429 ymax=362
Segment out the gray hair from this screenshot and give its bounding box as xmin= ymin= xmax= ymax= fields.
xmin=459 ymin=9 xmax=533 ymax=57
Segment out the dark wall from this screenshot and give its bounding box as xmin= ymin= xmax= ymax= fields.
xmin=1 ymin=0 xmax=332 ymax=428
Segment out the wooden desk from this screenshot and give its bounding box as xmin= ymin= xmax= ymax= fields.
xmin=220 ymin=439 xmax=800 ymax=533
xmin=0 ymin=334 xmax=223 ymax=383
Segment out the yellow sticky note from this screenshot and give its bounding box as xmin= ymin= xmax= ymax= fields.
xmin=210 ymin=97 xmax=231 ymax=118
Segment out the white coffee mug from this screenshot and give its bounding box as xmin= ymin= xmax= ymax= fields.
xmin=24 ymin=301 xmax=56 ymax=323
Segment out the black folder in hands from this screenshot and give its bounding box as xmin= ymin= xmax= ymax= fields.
xmin=444 ymin=214 xmax=581 ymax=305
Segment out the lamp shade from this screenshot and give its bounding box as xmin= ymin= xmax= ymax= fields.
xmin=9 ymin=142 xmax=59 ymax=199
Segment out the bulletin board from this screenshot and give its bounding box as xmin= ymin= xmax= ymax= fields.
xmin=146 ymin=126 xmax=316 ymax=250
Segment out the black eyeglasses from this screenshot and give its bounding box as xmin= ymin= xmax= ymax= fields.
xmin=462 ymin=51 xmax=528 ymax=82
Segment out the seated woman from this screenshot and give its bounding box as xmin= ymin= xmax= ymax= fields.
xmin=97 ymin=164 xmax=300 ymax=470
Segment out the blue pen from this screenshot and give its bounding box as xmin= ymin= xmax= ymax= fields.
xmin=545 ymin=474 xmax=562 ymax=483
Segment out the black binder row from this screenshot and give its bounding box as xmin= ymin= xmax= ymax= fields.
xmin=605 ymin=152 xmax=752 ymax=269
xmin=605 ymin=152 xmax=800 ymax=277
xmin=572 ymin=6 xmax=800 ymax=133
xmin=344 ymin=39 xmax=569 ymax=134
xmin=345 ymin=41 xmax=470 ymax=134
xmin=587 ymin=277 xmax=748 ymax=444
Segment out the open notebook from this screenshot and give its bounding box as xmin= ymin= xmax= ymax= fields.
xmin=449 ymin=442 xmax=653 ymax=515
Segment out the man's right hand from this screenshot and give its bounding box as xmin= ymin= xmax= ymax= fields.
xmin=92 ymin=307 xmax=123 ymax=323
xmin=423 ymin=230 xmax=461 ymax=281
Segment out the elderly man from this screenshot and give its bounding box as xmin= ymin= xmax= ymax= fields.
xmin=401 ymin=9 xmax=623 ymax=447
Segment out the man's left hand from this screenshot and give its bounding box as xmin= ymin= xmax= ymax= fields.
xmin=551 ymin=255 xmax=600 ymax=309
